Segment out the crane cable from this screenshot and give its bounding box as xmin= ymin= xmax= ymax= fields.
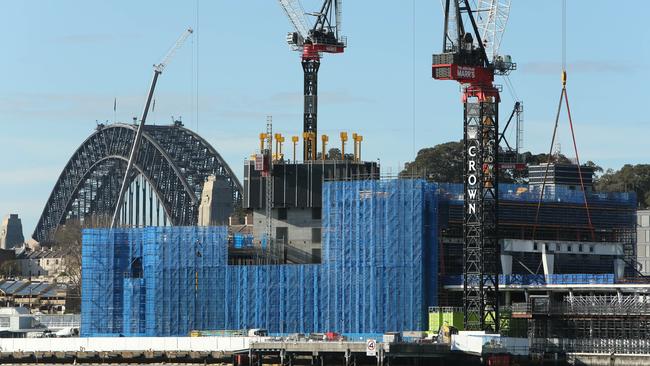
xmin=531 ymin=0 xmax=595 ymax=243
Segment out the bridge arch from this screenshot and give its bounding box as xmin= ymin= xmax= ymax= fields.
xmin=33 ymin=123 xmax=242 ymax=242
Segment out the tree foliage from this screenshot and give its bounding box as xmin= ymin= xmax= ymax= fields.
xmin=317 ymin=148 xmax=354 ymax=161
xmin=595 ymin=164 xmax=650 ymax=208
xmin=54 ymin=220 xmax=82 ymax=312
xmin=399 ymin=141 xmax=606 ymax=185
xmin=400 ymin=141 xmax=464 ymax=182
xmin=0 ymin=260 xmax=20 ymax=277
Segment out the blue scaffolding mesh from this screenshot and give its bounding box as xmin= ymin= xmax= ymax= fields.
xmin=438 ymin=183 xmax=636 ymax=206
xmin=321 ymin=179 xmax=437 ymax=332
xmin=81 ymin=228 xmax=131 ymax=336
xmin=81 ymin=179 xmax=437 ymax=337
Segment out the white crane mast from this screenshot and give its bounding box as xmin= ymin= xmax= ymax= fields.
xmin=474 ymin=0 xmax=511 ymax=62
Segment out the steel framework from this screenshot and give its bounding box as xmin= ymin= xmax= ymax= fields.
xmin=433 ymin=0 xmax=510 ymax=331
xmin=526 ymin=294 xmax=650 ymax=354
xmin=474 ymin=0 xmax=511 ymax=62
xmin=33 ymin=123 xmax=242 ymax=243
xmin=463 ymin=98 xmax=499 ymax=331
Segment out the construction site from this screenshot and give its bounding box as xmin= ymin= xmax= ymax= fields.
xmin=4 ymin=0 xmax=648 ymax=365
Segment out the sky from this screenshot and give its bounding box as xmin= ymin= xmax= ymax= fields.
xmin=0 ymin=1 xmax=648 ymax=238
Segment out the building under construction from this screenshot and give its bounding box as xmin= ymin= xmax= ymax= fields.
xmin=69 ymin=0 xmax=646 ymax=356
xmin=81 ymin=180 xmax=437 ymax=336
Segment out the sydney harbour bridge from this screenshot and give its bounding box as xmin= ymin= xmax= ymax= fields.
xmin=33 ymin=122 xmax=243 ymax=243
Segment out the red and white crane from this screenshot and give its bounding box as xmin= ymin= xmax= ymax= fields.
xmin=278 ymin=0 xmax=346 ymax=161
xmin=432 ymin=0 xmax=515 ymax=332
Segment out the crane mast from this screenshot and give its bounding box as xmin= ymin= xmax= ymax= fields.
xmin=279 ymin=0 xmax=345 ymax=161
xmin=433 ymin=0 xmax=515 ymax=332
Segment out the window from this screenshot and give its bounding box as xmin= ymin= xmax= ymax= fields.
xmin=533 ymin=242 xmax=538 ymax=251
xmin=643 ymin=215 xmax=650 ymax=228
xmin=589 ymin=245 xmax=594 ymax=253
xmin=646 ymin=230 xmax=650 ymax=243
xmin=276 ymin=227 xmax=288 ymax=244
xmin=277 ymin=208 xmax=288 ymax=220
xmin=578 ymin=244 xmax=583 ymax=252
xmin=311 ymin=249 xmax=321 ymax=263
xmin=312 ymin=208 xmax=322 ymax=220
xmin=131 ymin=257 xmax=143 ymax=278
xmin=646 ymin=245 xmax=650 ymax=258
xmin=312 ymin=228 xmax=322 ymax=243
xmin=567 ymin=245 xmax=572 ymax=252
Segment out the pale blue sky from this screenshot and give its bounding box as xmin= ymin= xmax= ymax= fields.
xmin=1 ymin=1 xmax=648 ymax=238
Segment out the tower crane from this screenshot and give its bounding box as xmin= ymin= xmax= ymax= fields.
xmin=432 ymin=0 xmax=515 ymax=332
xmin=111 ymin=28 xmax=194 ymax=228
xmin=278 ymin=0 xmax=346 ymax=161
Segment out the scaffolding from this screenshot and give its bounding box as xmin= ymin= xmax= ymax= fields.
xmin=526 ymin=294 xmax=650 ymax=354
xmin=81 ymin=179 xmax=438 ymax=337
xmin=437 ymin=183 xmax=637 ymax=277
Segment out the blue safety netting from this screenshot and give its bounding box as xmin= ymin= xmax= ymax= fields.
xmin=232 ymin=233 xmax=254 ymax=248
xmin=81 ymin=179 xmax=438 ymax=337
xmin=80 ymin=228 xmax=131 ymax=336
xmin=437 ymin=183 xmax=636 ymax=206
xmin=321 ymin=179 xmax=437 ymax=333
xmin=438 ymin=183 xmax=636 ymax=230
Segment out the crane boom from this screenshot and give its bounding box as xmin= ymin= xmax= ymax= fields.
xmin=279 ymin=0 xmax=311 ymax=40
xmin=111 ymin=28 xmax=194 ymax=229
xmin=155 ymin=28 xmax=194 ymax=73
xmin=335 ymin=0 xmax=342 ymax=37
xmin=475 ymin=0 xmax=511 ymax=62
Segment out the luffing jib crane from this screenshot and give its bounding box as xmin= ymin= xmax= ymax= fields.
xmin=111 ymin=28 xmax=194 ymax=228
xmin=279 ymin=0 xmax=346 ymax=161
xmin=432 ymin=0 xmax=515 ymax=332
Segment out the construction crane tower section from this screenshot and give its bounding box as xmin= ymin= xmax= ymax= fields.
xmin=432 ymin=0 xmax=515 ymax=332
xmin=279 ymin=0 xmax=346 ymax=161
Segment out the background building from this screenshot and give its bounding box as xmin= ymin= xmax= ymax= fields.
xmin=0 ymin=214 xmax=24 ymax=250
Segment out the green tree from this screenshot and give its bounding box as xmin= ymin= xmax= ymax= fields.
xmin=595 ymin=164 xmax=650 ymax=208
xmin=400 ymin=141 xmax=463 ymax=182
xmin=400 ymin=140 xmax=595 ymax=185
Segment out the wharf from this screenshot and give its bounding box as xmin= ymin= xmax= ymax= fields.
xmin=245 ymin=340 xmax=474 ymax=365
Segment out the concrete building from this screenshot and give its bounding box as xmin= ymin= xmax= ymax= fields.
xmin=243 ymin=160 xmax=379 ymax=263
xmin=637 ymin=210 xmax=650 ymax=275
xmin=0 ymin=214 xmax=24 ymax=250
xmin=198 ymin=175 xmax=234 ymax=226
